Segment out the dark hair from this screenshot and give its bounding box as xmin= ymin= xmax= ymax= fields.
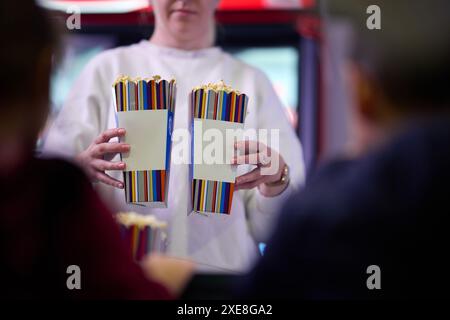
xmin=326 ymin=0 xmax=450 ymax=113
xmin=0 ymin=0 xmax=59 ymax=103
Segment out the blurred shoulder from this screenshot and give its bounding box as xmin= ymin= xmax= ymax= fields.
xmin=280 ymin=153 xmax=384 ymax=234
xmin=281 ymin=117 xmax=450 ymax=228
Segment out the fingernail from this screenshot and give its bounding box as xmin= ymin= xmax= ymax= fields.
xmin=118 ymin=128 xmax=125 ymax=134
xmin=118 ymin=183 xmax=124 ymax=189
xmin=119 ymin=163 xmax=125 ymax=168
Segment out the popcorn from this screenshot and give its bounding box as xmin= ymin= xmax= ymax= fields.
xmin=192 ymin=80 xmax=241 ymax=94
xmin=116 ymin=211 xmax=168 ymax=229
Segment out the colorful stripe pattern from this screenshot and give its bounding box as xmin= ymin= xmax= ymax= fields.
xmin=120 ymin=225 xmax=166 ymax=261
xmin=113 ymin=76 xmax=176 ymax=112
xmin=192 ymin=179 xmax=235 ymax=214
xmin=123 ymin=170 xmax=166 ymax=203
xmin=190 ymin=88 xmax=248 ymax=123
xmin=190 ymin=84 xmax=248 ymax=215
xmin=112 ymin=75 xmax=176 ymax=205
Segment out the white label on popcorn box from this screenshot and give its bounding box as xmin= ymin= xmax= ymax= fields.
xmin=117 ymin=110 xmax=168 ymax=171
xmin=193 ymin=118 xmax=244 ymax=183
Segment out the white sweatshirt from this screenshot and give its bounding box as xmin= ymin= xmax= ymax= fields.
xmin=43 ymin=40 xmax=305 ymax=273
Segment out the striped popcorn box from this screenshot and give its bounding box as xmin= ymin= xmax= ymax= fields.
xmin=190 ymin=81 xmax=249 ymax=215
xmin=116 ymin=212 xmax=168 ymax=261
xmin=112 ymin=75 xmax=176 ymax=207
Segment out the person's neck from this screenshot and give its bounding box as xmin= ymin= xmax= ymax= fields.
xmin=149 ymin=28 xmax=214 ymax=51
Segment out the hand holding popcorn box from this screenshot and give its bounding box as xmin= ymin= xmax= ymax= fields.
xmin=190 ymin=81 xmax=249 ymax=215
xmin=112 ymin=75 xmax=176 ymax=207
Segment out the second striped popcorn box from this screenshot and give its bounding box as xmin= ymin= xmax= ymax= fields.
xmin=190 ymin=81 xmax=249 ymax=215
xmin=112 ymin=75 xmax=176 ymax=207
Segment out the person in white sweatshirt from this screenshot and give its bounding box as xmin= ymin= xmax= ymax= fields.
xmin=43 ymin=0 xmax=305 ymax=273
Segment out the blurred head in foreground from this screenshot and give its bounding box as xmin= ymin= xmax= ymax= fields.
xmin=240 ymin=0 xmax=450 ymax=300
xmin=327 ymin=0 xmax=450 ymax=152
xmin=0 ymin=1 xmax=193 ymax=299
xmin=0 ymin=1 xmax=58 ymax=174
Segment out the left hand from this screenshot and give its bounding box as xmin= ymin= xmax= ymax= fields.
xmin=231 ymin=140 xmax=288 ymax=197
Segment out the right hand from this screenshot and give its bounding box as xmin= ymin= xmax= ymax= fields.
xmin=75 ymin=128 xmax=130 ymax=189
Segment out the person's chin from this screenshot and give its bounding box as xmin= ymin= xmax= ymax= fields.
xmin=171 ymin=10 xmax=197 ymax=21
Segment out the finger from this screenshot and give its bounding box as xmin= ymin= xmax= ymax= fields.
xmin=95 ymin=171 xmax=124 ymax=189
xmin=94 ymin=128 xmax=126 ymax=144
xmin=91 ymin=159 xmax=126 ymax=171
xmin=234 ymin=140 xmax=268 ymax=155
xmin=232 ymin=152 xmax=271 ymax=166
xmin=93 ymin=142 xmax=130 ymax=157
xmin=235 ymin=167 xmax=261 ymax=185
xmin=234 ymin=177 xmax=268 ymax=191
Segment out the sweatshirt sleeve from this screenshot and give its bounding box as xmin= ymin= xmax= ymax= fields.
xmin=43 ymin=53 xmax=113 ymax=158
xmin=242 ymin=70 xmax=305 ymax=243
